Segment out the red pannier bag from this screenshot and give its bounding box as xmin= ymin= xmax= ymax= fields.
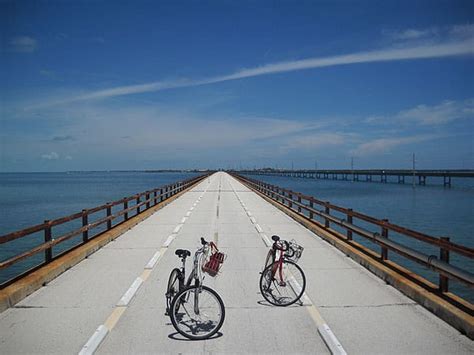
xmin=202 ymin=242 xmax=225 ymax=277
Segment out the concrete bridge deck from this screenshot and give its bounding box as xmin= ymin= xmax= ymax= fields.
xmin=0 ymin=172 xmax=472 ymax=354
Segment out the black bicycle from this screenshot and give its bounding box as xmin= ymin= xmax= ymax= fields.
xmin=165 ymin=238 xmax=225 ymax=340
xmin=259 ymin=235 xmax=306 ymax=306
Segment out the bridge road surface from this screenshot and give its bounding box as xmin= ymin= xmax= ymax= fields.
xmin=0 ymin=172 xmax=472 ymax=354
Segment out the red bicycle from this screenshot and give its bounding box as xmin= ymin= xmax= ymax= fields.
xmin=259 ymin=235 xmax=305 ymax=306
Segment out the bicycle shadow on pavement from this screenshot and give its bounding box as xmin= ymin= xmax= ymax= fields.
xmin=168 ymin=331 xmax=224 ymax=341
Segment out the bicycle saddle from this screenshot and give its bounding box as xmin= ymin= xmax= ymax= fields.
xmin=271 ymin=235 xmax=280 ymax=242
xmin=175 ymin=249 xmax=191 ymax=257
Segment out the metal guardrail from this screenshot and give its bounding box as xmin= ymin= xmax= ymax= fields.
xmin=231 ymin=173 xmax=474 ymax=300
xmin=0 ymin=173 xmax=211 ymax=287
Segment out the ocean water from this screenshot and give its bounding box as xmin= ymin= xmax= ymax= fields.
xmin=243 ymin=174 xmax=473 ymax=302
xmin=0 ymin=171 xmax=199 ymax=284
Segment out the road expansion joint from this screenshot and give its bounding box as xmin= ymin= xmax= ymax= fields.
xmin=318 ymin=302 xmax=417 ymax=309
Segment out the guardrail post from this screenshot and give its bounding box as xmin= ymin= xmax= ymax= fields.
xmin=154 ymin=191 xmax=157 ymax=205
xmin=381 ymin=219 xmax=389 ymax=260
xmin=439 ymin=237 xmax=450 ymax=292
xmin=160 ymin=188 xmax=164 ymax=202
xmin=107 ymin=203 xmax=112 ymax=230
xmin=44 ymin=220 xmax=52 ymax=263
xmin=146 ymin=192 xmax=150 ymax=209
xmin=289 ymin=192 xmax=293 ymax=209
xmin=347 ymin=209 xmax=353 ymax=240
xmin=136 ymin=195 xmax=140 ymax=215
xmin=82 ymin=209 xmax=88 ymax=242
xmin=124 ymin=199 xmax=129 ymax=220
xmin=325 ymin=202 xmax=330 ymax=228
xmin=309 ymin=200 xmax=314 ymax=220
xmin=297 ymin=195 xmax=302 ymax=213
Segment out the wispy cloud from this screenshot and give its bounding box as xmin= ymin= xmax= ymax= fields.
xmin=351 ymin=135 xmax=438 ymax=156
xmin=397 ymin=99 xmax=474 ymax=125
xmin=34 ymin=27 xmax=473 ymax=108
xmin=8 ymin=36 xmax=38 ymax=53
xmin=365 ymin=98 xmax=473 ymax=126
xmin=41 ymin=152 xmax=59 ymax=160
xmin=52 ymin=135 xmax=74 ymax=142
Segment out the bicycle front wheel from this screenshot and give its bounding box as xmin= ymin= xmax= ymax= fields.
xmin=169 ymin=285 xmax=225 ymax=340
xmin=259 ymin=260 xmax=306 ymax=306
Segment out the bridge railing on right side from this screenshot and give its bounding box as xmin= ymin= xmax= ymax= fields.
xmin=231 ymin=172 xmax=473 ymax=338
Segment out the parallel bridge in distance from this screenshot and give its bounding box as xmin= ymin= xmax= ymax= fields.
xmin=238 ymin=169 xmax=474 ymax=186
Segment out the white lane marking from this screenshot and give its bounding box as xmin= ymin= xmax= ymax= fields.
xmin=255 ymin=224 xmax=263 ymax=233
xmin=230 ymin=175 xmax=347 ymax=355
xmin=180 ymin=217 xmax=187 ymax=224
xmin=78 ymin=325 xmax=108 ymax=355
xmin=318 ymin=324 xmax=348 ymax=355
xmin=117 ymin=277 xmax=144 ymax=306
xmin=163 ymin=234 xmax=175 ymax=247
xmin=250 ymin=217 xmax=257 ymax=224
xmin=246 ymin=211 xmax=252 ymax=217
xmin=173 ymin=224 xmax=183 ymax=234
xmin=190 ymin=206 xmax=195 ymax=210
xmin=185 ymin=211 xmax=191 ymax=217
xmin=260 ymin=233 xmax=272 ymax=247
xmin=145 ymin=251 xmax=162 ymax=269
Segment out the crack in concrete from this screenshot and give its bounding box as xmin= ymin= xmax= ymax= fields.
xmin=317 ymin=302 xmax=417 ymax=309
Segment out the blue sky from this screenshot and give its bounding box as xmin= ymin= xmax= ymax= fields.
xmin=1 ymin=1 xmax=473 ymax=171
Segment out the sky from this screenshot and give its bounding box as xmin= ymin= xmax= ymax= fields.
xmin=1 ymin=0 xmax=473 ymax=172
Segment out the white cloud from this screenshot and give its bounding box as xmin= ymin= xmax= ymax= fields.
xmin=388 ymin=28 xmax=438 ymax=41
xmin=41 ymin=152 xmax=59 ymax=160
xmin=33 ymin=32 xmax=473 ymax=108
xmin=9 ymin=36 xmax=38 ymax=53
xmin=362 ymin=98 xmax=473 ymax=126
xmin=397 ymin=99 xmax=474 ymax=125
xmin=351 ymin=135 xmax=437 ymax=156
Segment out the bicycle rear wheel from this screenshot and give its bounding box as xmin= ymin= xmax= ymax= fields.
xmin=259 ymin=260 xmax=306 ymax=306
xmin=165 ymin=268 xmax=181 ymax=316
xmin=170 ymin=285 xmax=225 ymax=340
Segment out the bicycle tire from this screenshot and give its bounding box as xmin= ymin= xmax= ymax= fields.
xmin=165 ymin=268 xmax=181 ymax=316
xmin=170 ymin=285 xmax=225 ymax=340
xmin=264 ymin=249 xmax=274 ymax=270
xmin=259 ymin=260 xmax=306 ymax=306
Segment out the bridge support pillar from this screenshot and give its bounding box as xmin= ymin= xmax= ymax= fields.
xmin=398 ymin=175 xmax=405 ymax=184
xmin=419 ymin=176 xmax=426 ymax=185
xmin=443 ymin=176 xmax=451 ymax=188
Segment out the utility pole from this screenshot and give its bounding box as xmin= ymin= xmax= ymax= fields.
xmin=412 ymin=153 xmax=416 ymax=188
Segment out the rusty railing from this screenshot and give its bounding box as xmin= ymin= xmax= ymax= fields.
xmin=231 ymin=173 xmax=474 ymax=303
xmin=0 ymin=173 xmax=210 ymax=287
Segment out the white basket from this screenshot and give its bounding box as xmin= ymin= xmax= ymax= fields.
xmin=286 ymin=240 xmax=304 ymax=262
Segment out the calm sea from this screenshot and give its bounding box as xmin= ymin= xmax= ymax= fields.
xmin=243 ymin=174 xmax=473 ymax=302
xmin=0 ymin=172 xmax=472 ymax=301
xmin=0 ymin=171 xmax=199 ymax=284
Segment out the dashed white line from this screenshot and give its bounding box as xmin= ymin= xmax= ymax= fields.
xmin=250 ymin=216 xmax=257 ymax=224
xmin=163 ymin=234 xmax=175 ymax=247
xmin=180 ymin=217 xmax=187 ymax=223
xmin=145 ymin=251 xmax=162 ymax=269
xmin=116 ymin=277 xmax=144 ymax=306
xmin=173 ymin=224 xmax=183 ymax=234
xmin=79 ymin=325 xmax=108 ymax=355
xmin=318 ymin=324 xmax=347 ymax=355
xmin=254 ymin=223 xmax=263 ymax=233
